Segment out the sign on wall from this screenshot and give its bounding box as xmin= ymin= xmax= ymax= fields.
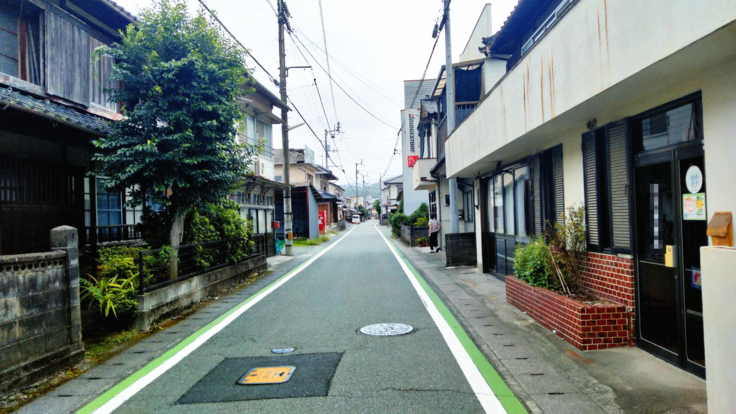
xmin=402 ymin=109 xmax=420 ymax=168
xmin=683 ymin=193 xmax=706 ymax=221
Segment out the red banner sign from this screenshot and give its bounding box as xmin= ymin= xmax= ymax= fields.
xmin=408 ymin=155 xmax=419 ymax=167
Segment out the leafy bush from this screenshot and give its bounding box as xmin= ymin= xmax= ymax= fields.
xmin=414 ymin=217 xmax=429 ymax=227
xmin=81 ymin=273 xmax=138 ymax=318
xmin=514 ymin=239 xmax=558 ymax=290
xmin=183 ymin=203 xmax=252 ymax=269
xmin=408 ymin=203 xmax=429 ymax=226
xmin=398 ymin=200 xmax=404 ymax=214
xmin=546 ymin=204 xmax=587 ymax=294
xmin=390 ymin=213 xmax=411 ymax=238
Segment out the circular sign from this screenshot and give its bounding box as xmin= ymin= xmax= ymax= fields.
xmin=685 ymin=166 xmax=703 ymax=193
xmin=359 ymin=323 xmax=414 ymax=337
xmin=271 ymin=347 xmax=295 ymax=354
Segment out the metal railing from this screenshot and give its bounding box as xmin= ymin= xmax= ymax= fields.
xmin=95 ymin=224 xmax=141 ymax=243
xmin=137 ymin=234 xmax=266 ymax=294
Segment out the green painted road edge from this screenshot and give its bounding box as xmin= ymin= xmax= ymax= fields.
xmin=386 ymin=240 xmax=528 ymax=414
xmin=77 ymin=253 xmax=316 ymax=414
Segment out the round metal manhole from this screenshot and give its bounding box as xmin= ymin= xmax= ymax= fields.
xmin=359 ymin=323 xmax=414 ymax=337
xmin=271 ymin=347 xmax=295 ymax=354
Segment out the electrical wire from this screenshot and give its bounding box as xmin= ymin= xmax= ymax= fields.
xmin=317 ymin=0 xmax=339 ymax=124
xmin=198 ymin=0 xmax=280 ymax=86
xmin=290 ymin=32 xmax=397 ymax=130
xmin=288 ymin=98 xmax=359 ymax=197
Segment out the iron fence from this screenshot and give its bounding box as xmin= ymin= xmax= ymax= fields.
xmin=137 ymin=234 xmax=266 ymax=294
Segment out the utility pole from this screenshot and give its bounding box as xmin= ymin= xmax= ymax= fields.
xmin=324 ymin=130 xmax=329 ymax=168
xmin=278 ymin=0 xmax=293 ymax=256
xmin=444 ymin=0 xmax=460 ymax=234
xmin=355 ymin=160 xmax=362 ymax=212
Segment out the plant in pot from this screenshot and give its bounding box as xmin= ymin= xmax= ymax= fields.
xmin=416 ymin=236 xmax=429 ymax=247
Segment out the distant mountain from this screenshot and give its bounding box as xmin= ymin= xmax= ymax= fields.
xmin=342 ymin=181 xmax=381 ymax=199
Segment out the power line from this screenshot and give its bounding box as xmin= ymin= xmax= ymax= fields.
xmin=198 ymin=0 xmax=279 ymax=86
xmin=317 ymin=0 xmax=339 ymax=124
xmin=298 ymin=31 xmax=403 ymax=106
xmin=290 ymin=32 xmax=397 ymax=130
xmin=313 ymin=77 xmax=331 ymax=130
xmin=288 ymin=98 xmax=358 ymax=197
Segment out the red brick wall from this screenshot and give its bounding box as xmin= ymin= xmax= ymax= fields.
xmin=580 ymin=252 xmax=635 ymax=343
xmin=507 ymin=276 xmax=630 ymax=351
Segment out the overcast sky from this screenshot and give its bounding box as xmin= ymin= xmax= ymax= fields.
xmin=113 ymin=0 xmax=518 ymax=191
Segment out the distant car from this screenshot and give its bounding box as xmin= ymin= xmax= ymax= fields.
xmin=352 ymin=215 xmax=361 ymax=224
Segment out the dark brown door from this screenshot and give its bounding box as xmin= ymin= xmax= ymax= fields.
xmin=0 ymin=158 xmax=85 ymax=255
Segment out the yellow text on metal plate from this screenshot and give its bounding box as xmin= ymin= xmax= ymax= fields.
xmin=238 ymin=366 xmax=295 ymax=385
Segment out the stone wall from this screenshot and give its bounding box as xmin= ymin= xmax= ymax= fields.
xmin=445 ymin=233 xmax=476 ymax=267
xmin=0 ymin=227 xmax=84 ymax=395
xmin=507 ymin=276 xmax=630 ymax=351
xmin=401 ymin=226 xmax=429 ymax=247
xmin=134 ymin=254 xmax=267 ymax=330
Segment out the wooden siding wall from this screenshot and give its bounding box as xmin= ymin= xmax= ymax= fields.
xmin=46 ymin=10 xmax=90 ymax=106
xmin=89 ymin=37 xmax=116 ymax=111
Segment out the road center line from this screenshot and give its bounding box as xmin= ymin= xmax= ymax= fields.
xmin=374 ymin=223 xmax=525 ymax=414
xmin=79 ymin=226 xmax=357 ymax=414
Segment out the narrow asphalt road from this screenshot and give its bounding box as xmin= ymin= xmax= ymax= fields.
xmin=79 ymin=221 xmax=520 ymax=413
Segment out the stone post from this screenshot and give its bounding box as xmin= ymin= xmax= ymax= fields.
xmin=50 ymin=226 xmax=82 ymax=347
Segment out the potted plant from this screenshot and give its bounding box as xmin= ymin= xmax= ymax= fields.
xmin=416 ymin=236 xmax=429 ymax=247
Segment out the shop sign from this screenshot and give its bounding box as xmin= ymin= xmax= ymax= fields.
xmin=408 ymin=155 xmax=418 ymax=167
xmin=683 ymin=193 xmax=706 ymax=221
xmin=685 ymin=166 xmax=703 ymax=193
xmin=692 ymin=267 xmax=702 ymax=290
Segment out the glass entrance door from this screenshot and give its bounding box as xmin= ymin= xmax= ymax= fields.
xmin=634 ymin=148 xmax=706 ymax=378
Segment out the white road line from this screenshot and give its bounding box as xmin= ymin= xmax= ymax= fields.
xmin=92 ymin=226 xmax=356 ymax=414
xmin=374 ymin=223 xmax=506 ymax=413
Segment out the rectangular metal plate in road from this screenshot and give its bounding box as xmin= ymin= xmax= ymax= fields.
xmin=238 ymin=366 xmax=295 ymax=385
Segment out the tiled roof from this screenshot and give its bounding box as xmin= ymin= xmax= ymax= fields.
xmin=104 ymin=0 xmax=137 ymax=21
xmin=383 ymin=174 xmax=404 ymax=184
xmin=0 ymin=86 xmax=110 ymax=134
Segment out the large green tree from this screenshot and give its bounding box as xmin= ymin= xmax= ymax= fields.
xmin=93 ymin=0 xmax=253 ymax=271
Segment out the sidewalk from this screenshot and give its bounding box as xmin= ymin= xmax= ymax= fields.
xmin=383 ymin=226 xmax=707 ymax=414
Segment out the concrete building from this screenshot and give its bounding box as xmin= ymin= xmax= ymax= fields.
xmin=230 ymin=79 xmax=291 ymax=256
xmin=411 ymin=3 xmax=502 ymax=262
xmin=381 ymin=174 xmax=403 ymax=216
xmin=400 ymin=80 xmax=434 ymax=215
xmin=443 ymin=0 xmax=736 ymax=390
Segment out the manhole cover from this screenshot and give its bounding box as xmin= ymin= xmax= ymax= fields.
xmin=238 ymin=366 xmax=295 ymax=385
xmin=271 ymin=347 xmax=294 ymax=354
xmin=359 ymin=323 xmax=414 ymax=337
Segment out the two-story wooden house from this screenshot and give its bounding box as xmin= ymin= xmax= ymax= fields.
xmin=0 ymin=0 xmax=135 ymax=257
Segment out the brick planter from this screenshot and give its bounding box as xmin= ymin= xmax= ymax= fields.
xmin=507 ymin=276 xmax=630 ymax=351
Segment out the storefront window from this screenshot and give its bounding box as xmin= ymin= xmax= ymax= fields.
xmin=640 ymin=101 xmax=702 ymax=151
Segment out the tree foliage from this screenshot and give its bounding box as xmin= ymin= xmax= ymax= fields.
xmin=373 ymin=199 xmax=381 ymax=213
xmin=92 ymin=0 xmax=254 ymax=244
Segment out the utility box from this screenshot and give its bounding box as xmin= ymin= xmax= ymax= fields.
xmin=707 ymin=212 xmax=732 ymax=246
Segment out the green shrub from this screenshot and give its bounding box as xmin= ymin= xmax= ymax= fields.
xmin=398 ymin=200 xmax=404 ymax=214
xmin=546 ymin=204 xmax=587 ymax=294
xmin=184 ymin=203 xmax=252 ymax=269
xmin=408 ymin=203 xmax=429 ymax=225
xmin=414 ymin=217 xmax=429 ymax=227
xmin=514 ymin=239 xmax=558 ymax=290
xmin=416 ymin=236 xmax=429 ymax=246
xmin=81 ymin=273 xmax=138 ymax=318
xmin=389 ymin=213 xmax=411 ymax=238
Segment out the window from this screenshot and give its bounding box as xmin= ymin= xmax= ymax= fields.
xmin=0 ymin=1 xmax=43 ymax=85
xmin=463 ymin=191 xmax=473 ymax=223
xmin=638 ymin=99 xmax=702 ymax=152
xmin=307 ymin=174 xmax=314 ymax=185
xmin=503 ymin=173 xmax=514 ymax=235
xmin=530 ymin=145 xmax=564 ymax=236
xmin=515 ymin=166 xmax=530 ymax=237
xmin=275 ymin=175 xmax=283 ymax=182
xmin=582 ymin=121 xmax=631 ymax=253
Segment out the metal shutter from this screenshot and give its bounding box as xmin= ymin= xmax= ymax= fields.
xmin=607 ymin=121 xmax=631 ymax=251
xmin=582 ymin=132 xmax=599 ymax=248
xmin=532 ymin=155 xmax=542 ymax=236
xmin=552 ymin=148 xmax=564 ymax=223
